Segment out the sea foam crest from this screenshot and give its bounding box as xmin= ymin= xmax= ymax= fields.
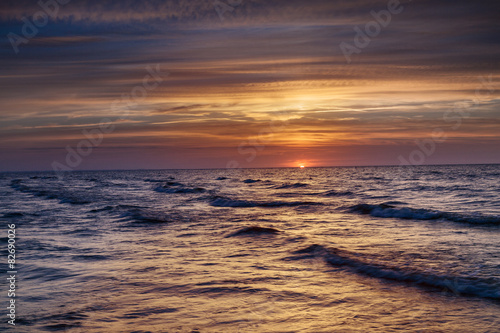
xmin=350 ymin=203 xmax=500 ymax=226
xmin=291 ymin=244 xmax=500 ymax=300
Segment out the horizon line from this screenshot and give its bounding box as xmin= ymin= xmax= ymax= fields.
xmin=1 ymin=162 xmax=499 ymax=173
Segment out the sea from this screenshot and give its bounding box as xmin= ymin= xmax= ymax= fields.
xmin=0 ymin=164 xmax=499 ymax=332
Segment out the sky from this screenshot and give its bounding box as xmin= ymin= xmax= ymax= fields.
xmin=0 ymin=0 xmax=499 ymax=171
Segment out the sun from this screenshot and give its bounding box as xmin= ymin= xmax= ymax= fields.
xmin=299 ymin=165 xmax=305 ymax=169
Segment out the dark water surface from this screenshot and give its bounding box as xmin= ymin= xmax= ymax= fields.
xmin=1 ymin=165 xmax=499 ymax=332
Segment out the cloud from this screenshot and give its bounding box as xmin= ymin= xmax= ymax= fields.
xmin=0 ymin=0 xmax=499 ymax=170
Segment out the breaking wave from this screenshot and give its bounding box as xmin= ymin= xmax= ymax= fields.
xmin=290 ymin=244 xmax=500 ymax=300
xmin=350 ymin=203 xmax=500 ymax=226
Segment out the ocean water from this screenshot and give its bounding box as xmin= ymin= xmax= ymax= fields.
xmin=1 ymin=165 xmax=499 ymax=332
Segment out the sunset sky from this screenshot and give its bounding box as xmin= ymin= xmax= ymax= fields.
xmin=1 ymin=0 xmax=499 ymax=171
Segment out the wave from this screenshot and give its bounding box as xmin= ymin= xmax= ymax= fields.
xmin=154 ymin=185 xmax=206 ymax=194
xmin=153 ymin=180 xmax=206 ymax=194
xmin=30 ymin=175 xmax=57 ymax=180
xmin=36 ymin=311 xmax=89 ymax=331
xmin=71 ymin=254 xmax=110 ymax=262
xmin=275 ymin=182 xmax=308 ymax=189
xmin=243 ymin=179 xmax=261 ymax=184
xmin=119 ymin=209 xmax=172 ymax=224
xmin=226 ymin=226 xmax=280 ymax=237
xmin=324 ymin=189 xmax=354 ymax=197
xmin=23 ymin=265 xmax=77 ymax=282
xmin=2 ymin=212 xmax=24 ymax=218
xmin=350 ymin=203 xmax=500 ymax=226
xmin=89 ymin=204 xmax=143 ymax=213
xmin=22 ymin=239 xmax=72 ymax=252
xmin=89 ymin=204 xmax=176 ymax=224
xmin=10 ymin=179 xmax=91 ymax=205
xmin=62 ymin=228 xmax=96 ymax=237
xmin=144 ymin=179 xmax=164 ymax=183
xmin=119 ymin=307 xmax=178 ymax=319
xmin=144 ymin=176 xmax=175 ymax=183
xmin=159 ymin=181 xmax=184 ymax=186
xmin=193 ymin=286 xmax=268 ymax=295
xmin=290 ymin=244 xmax=500 ymax=300
xmin=209 ymin=196 xmax=322 ymax=208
